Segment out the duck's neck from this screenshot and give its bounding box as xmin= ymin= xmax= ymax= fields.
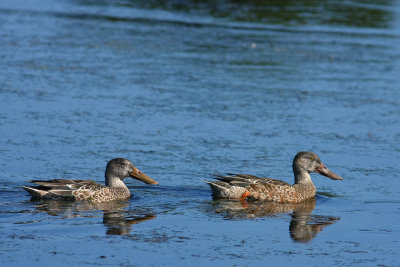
xmin=294 ymin=170 xmax=313 ymax=185
xmin=105 ymin=173 xmax=129 ymax=190
xmin=293 ymin=171 xmax=316 ymax=201
xmin=292 ymin=161 xmax=316 ymax=200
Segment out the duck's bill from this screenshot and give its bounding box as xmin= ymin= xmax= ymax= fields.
xmin=129 ymin=168 xmax=159 ymax=185
xmin=315 ymin=163 xmax=343 ymax=180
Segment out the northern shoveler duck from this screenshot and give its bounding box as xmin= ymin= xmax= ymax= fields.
xmin=22 ymin=158 xmax=158 ymax=203
xmin=204 ymin=151 xmax=342 ymax=203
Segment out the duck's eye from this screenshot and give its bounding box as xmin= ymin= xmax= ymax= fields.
xmin=310 ymin=157 xmax=315 ymax=161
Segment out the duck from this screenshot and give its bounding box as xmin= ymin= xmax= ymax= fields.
xmin=22 ymin=158 xmax=159 ymax=203
xmin=204 ymin=151 xmax=342 ymax=203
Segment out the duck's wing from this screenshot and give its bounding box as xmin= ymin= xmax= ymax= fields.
xmin=212 ymin=173 xmax=291 ymax=187
xmin=23 ymin=179 xmax=103 ymax=199
xmin=29 ymin=179 xmax=95 ymax=189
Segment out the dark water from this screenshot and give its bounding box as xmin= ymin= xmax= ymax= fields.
xmin=1 ymin=0 xmax=400 ymax=266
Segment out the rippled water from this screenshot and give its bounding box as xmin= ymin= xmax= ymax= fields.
xmin=1 ymin=0 xmax=400 ymax=266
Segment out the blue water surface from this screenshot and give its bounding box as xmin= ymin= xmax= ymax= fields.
xmin=1 ymin=0 xmax=400 ymax=266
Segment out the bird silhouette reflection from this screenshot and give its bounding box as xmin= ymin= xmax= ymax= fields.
xmin=29 ymin=200 xmax=156 ymax=235
xmin=210 ymin=197 xmax=339 ymax=242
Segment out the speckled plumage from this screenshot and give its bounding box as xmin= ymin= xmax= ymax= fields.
xmin=22 ymin=179 xmax=131 ymax=203
xmin=204 ymin=152 xmax=342 ymax=203
xmin=22 ymin=158 xmax=158 ymax=203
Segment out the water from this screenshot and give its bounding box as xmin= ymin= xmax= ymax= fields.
xmin=1 ymin=0 xmax=400 ymax=265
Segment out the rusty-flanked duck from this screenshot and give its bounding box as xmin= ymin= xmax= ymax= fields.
xmin=204 ymin=151 xmax=342 ymax=203
xmin=22 ymin=158 xmax=158 ymax=203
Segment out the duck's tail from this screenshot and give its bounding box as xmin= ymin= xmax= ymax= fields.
xmin=203 ymin=180 xmax=246 ymax=199
xmin=22 ymin=186 xmax=47 ymax=198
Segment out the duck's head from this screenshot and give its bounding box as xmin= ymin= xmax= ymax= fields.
xmin=293 ymin=152 xmax=342 ymax=182
xmin=105 ymin=158 xmax=159 ymax=185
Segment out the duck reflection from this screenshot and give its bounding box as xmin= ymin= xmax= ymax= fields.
xmin=103 ymin=208 xmax=156 ymax=235
xmin=31 ymin=200 xmax=156 ymax=235
xmin=211 ymin=197 xmax=339 ymax=242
